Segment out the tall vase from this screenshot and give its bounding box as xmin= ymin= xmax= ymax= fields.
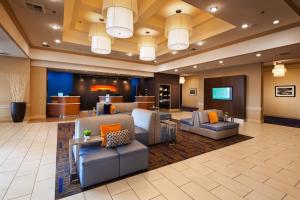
xmin=11 ymin=102 xmax=26 ymax=122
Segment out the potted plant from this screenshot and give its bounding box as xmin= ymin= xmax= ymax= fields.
xmin=7 ymin=73 xmax=28 ymax=122
xmin=83 ymin=129 xmax=92 ymax=141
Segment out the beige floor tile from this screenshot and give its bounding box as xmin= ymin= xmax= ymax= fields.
xmin=204 ymin=161 xmax=241 ymax=178
xmin=31 ymin=178 xmax=55 ymax=200
xmin=170 ymin=162 xmax=189 ymax=172
xmin=152 ymin=178 xmax=192 ymax=200
xmin=181 ymin=182 xmax=219 ymax=200
xmin=265 ymin=178 xmax=300 ymax=200
xmin=245 ymin=191 xmax=272 ymax=200
xmin=0 ymin=158 xmax=23 ymax=173
xmin=36 ymin=163 xmax=56 ymax=181
xmin=60 ymin=192 xmax=85 ymax=200
xmin=150 ymin=195 xmax=167 ymax=200
xmin=126 ymin=174 xmax=160 ymax=200
xmin=4 ymin=173 xmax=36 ymax=199
xmin=183 ymin=159 xmax=214 ymax=175
xmin=158 ymin=166 xmax=191 ymax=186
xmin=208 ymin=172 xmax=252 ymax=197
xmin=107 ymin=180 xmax=131 ymax=196
xmin=0 ymin=190 xmax=6 ymax=199
xmin=112 ymin=190 xmax=139 ymax=200
xmin=0 ymin=171 xmax=15 ymax=190
xmin=181 ymin=168 xmax=219 ymax=191
xmin=142 ymin=170 xmax=164 ymax=182
xmin=8 ymin=194 xmax=31 ymax=200
xmin=283 ymin=195 xmax=298 ymax=200
xmin=234 ymin=175 xmax=285 ymax=200
xmin=211 ymin=186 xmax=247 ymax=200
xmin=84 ymin=186 xmax=112 ymax=200
xmin=16 ymin=160 xmax=40 ymax=177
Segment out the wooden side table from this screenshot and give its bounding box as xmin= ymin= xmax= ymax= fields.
xmin=69 ymin=136 xmax=102 ymax=181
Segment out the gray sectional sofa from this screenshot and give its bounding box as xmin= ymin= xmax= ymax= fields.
xmin=96 ymin=102 xmax=138 ymax=115
xmin=180 ymin=110 xmax=239 ymax=140
xmin=74 ymin=114 xmax=148 ymax=188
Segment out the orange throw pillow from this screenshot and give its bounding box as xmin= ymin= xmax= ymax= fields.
xmin=110 ymin=105 xmax=116 ymax=114
xmin=100 ymin=123 xmax=121 ymax=147
xmin=208 ymin=112 xmax=219 ymax=124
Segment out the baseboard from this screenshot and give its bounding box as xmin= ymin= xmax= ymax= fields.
xmin=264 ymin=115 xmax=300 ymax=128
xmin=30 ymin=115 xmax=46 ymax=120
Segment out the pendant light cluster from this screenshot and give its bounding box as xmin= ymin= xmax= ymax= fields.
xmin=88 ymin=1 xmax=192 ymax=62
xmin=272 ymin=61 xmax=287 ymax=77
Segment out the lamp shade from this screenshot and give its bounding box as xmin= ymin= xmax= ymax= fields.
xmin=102 ymin=0 xmax=138 ymax=38
xmin=165 ymin=13 xmax=192 ymax=50
xmin=89 ymin=23 xmax=112 ymax=54
xmin=179 ymin=77 xmax=185 ymax=84
xmin=272 ymin=64 xmax=286 ymax=77
xmin=138 ymin=35 xmax=157 ymax=61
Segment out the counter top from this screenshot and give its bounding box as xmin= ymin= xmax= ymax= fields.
xmin=51 ymin=96 xmax=81 ymax=98
xmin=47 ymin=103 xmax=81 ymax=105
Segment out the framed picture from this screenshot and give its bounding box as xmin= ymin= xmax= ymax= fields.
xmin=275 ymin=85 xmax=296 ymax=97
xmin=189 ymin=88 xmax=197 ymax=96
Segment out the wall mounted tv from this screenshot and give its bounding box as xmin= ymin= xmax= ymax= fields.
xmin=212 ymin=87 xmax=233 ymax=100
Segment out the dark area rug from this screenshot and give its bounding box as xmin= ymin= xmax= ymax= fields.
xmin=55 ymin=122 xmax=252 ymax=199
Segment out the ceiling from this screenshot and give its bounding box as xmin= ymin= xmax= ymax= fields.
xmin=0 ymin=26 xmax=26 ymax=58
xmin=2 ymin=0 xmax=300 ymax=64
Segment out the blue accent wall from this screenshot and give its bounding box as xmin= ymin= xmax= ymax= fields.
xmin=47 ymin=71 xmax=74 ymax=102
xmin=130 ymin=78 xmax=140 ymax=101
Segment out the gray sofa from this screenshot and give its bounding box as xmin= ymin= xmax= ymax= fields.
xmin=180 ymin=110 xmax=239 ymax=140
xmin=74 ymin=114 xmax=148 ymax=188
xmin=96 ymin=102 xmax=138 ymax=115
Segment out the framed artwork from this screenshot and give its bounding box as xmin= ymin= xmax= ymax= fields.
xmin=189 ymin=88 xmax=197 ymax=96
xmin=275 ymin=85 xmax=296 ymax=97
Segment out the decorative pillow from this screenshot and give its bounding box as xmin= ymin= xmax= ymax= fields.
xmin=100 ymin=123 xmax=121 ymax=147
xmin=103 ymin=104 xmax=111 ymax=114
xmin=110 ymin=105 xmax=117 ymax=114
xmin=106 ymin=129 xmax=131 ymax=148
xmin=208 ymin=111 xmax=219 ymax=124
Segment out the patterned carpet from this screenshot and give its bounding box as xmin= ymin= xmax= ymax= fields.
xmin=55 ymin=122 xmax=252 ymax=199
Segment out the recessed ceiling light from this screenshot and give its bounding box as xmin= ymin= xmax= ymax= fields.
xmin=241 ymin=24 xmax=249 ymax=29
xmin=174 ymin=69 xmax=178 ymax=72
xmin=172 ymin=51 xmax=177 ymax=54
xmin=273 ymin=20 xmax=280 ymax=25
xmin=54 ymin=39 xmax=61 ymax=43
xmin=50 ymin=24 xmax=60 ymax=30
xmin=256 ymin=53 xmax=262 ymax=57
xmin=154 ymin=60 xmax=157 ymax=63
xmin=219 ymin=60 xmax=223 ymax=64
xmin=42 ymin=42 xmax=50 ymax=47
xmin=209 ymin=6 xmax=218 ymax=13
xmin=193 ymin=65 xmax=197 ymax=69
xmin=127 ymin=53 xmax=133 ymax=56
xmin=197 ymin=41 xmax=203 ymax=46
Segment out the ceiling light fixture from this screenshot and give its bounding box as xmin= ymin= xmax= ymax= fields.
xmin=102 ymin=0 xmax=138 ymax=38
xmin=89 ymin=23 xmax=113 ymax=54
xmin=179 ymin=77 xmax=185 ymax=84
xmin=256 ymin=53 xmax=261 ymax=57
xmin=197 ymin=41 xmax=203 ymax=46
xmin=172 ymin=51 xmax=177 ymax=54
xmin=174 ymin=69 xmax=178 ymax=72
xmin=166 ymin=10 xmax=192 ymax=50
xmin=241 ymin=24 xmax=249 ymax=29
xmin=272 ymin=61 xmax=286 ymax=77
xmin=54 ymin=39 xmax=61 ymax=43
xmin=193 ymin=65 xmax=197 ymax=69
xmin=138 ymin=35 xmax=157 ymax=61
xmin=273 ymin=20 xmax=280 ymax=25
xmin=127 ymin=53 xmax=133 ymax=56
xmin=209 ymin=6 xmax=218 ymax=13
xmin=50 ymin=24 xmax=60 ymax=30
xmin=219 ymin=60 xmax=223 ymax=64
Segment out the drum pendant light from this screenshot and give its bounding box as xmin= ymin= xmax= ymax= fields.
xmin=102 ymin=0 xmax=138 ymax=38
xmin=89 ymin=22 xmax=113 ymax=54
xmin=138 ymin=35 xmax=157 ymax=61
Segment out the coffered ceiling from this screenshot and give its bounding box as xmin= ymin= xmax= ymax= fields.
xmin=3 ymin=0 xmax=300 ymax=64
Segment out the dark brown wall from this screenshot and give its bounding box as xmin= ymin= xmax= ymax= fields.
xmin=138 ymin=77 xmax=155 ymax=96
xmin=154 ymin=73 xmax=180 ymax=109
xmin=204 ymin=75 xmax=246 ymax=119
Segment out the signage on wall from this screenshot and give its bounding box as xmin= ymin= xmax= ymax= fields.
xmin=90 ymin=85 xmax=117 ymax=92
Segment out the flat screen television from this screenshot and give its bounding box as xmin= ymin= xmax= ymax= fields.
xmin=212 ymin=87 xmax=232 ymax=100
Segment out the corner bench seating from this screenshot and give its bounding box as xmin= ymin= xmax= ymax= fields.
xmin=74 ymin=114 xmax=148 ymax=188
xmin=180 ymin=110 xmax=239 ymax=140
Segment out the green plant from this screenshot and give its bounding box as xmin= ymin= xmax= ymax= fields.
xmin=83 ymin=129 xmax=92 ymax=137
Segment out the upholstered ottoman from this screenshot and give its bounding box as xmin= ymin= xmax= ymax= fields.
xmin=116 ymin=140 xmax=148 ymax=176
xmin=78 ymin=146 xmax=119 ymax=188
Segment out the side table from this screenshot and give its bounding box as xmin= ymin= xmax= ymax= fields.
xmin=161 ymin=120 xmax=177 ymax=145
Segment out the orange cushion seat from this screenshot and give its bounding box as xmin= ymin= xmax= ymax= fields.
xmin=100 ymin=123 xmax=122 ymax=146
xmin=208 ymin=111 xmax=219 ymax=124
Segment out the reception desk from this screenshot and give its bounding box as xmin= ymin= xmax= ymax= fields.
xmin=99 ymin=96 xmax=123 ymax=103
xmin=47 ymin=96 xmax=80 ymax=117
xmin=135 ymin=96 xmax=155 ymax=110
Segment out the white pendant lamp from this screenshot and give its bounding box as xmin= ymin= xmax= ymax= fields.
xmin=165 ymin=10 xmax=192 ymax=50
xmin=138 ymin=35 xmax=157 ymax=61
xmin=102 ymin=0 xmax=138 ymax=38
xmin=272 ymin=62 xmax=287 ymax=77
xmin=179 ymin=77 xmax=186 ymax=84
xmin=89 ymin=23 xmax=113 ymax=54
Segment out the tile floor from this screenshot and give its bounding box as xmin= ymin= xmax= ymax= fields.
xmin=0 ymin=112 xmax=300 ymax=200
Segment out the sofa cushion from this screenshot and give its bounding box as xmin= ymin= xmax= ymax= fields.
xmin=106 ymin=129 xmax=131 ymax=148
xmin=103 ymin=104 xmax=111 ymax=114
xmin=198 ymin=111 xmax=209 ymax=124
xmin=200 ymin=122 xmax=239 ymax=132
xmin=100 ymin=123 xmax=122 ymax=147
xmin=180 ymin=118 xmax=193 ymax=126
xmin=208 ymin=111 xmax=219 ymax=124
xmin=134 ymin=126 xmax=148 ymax=145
